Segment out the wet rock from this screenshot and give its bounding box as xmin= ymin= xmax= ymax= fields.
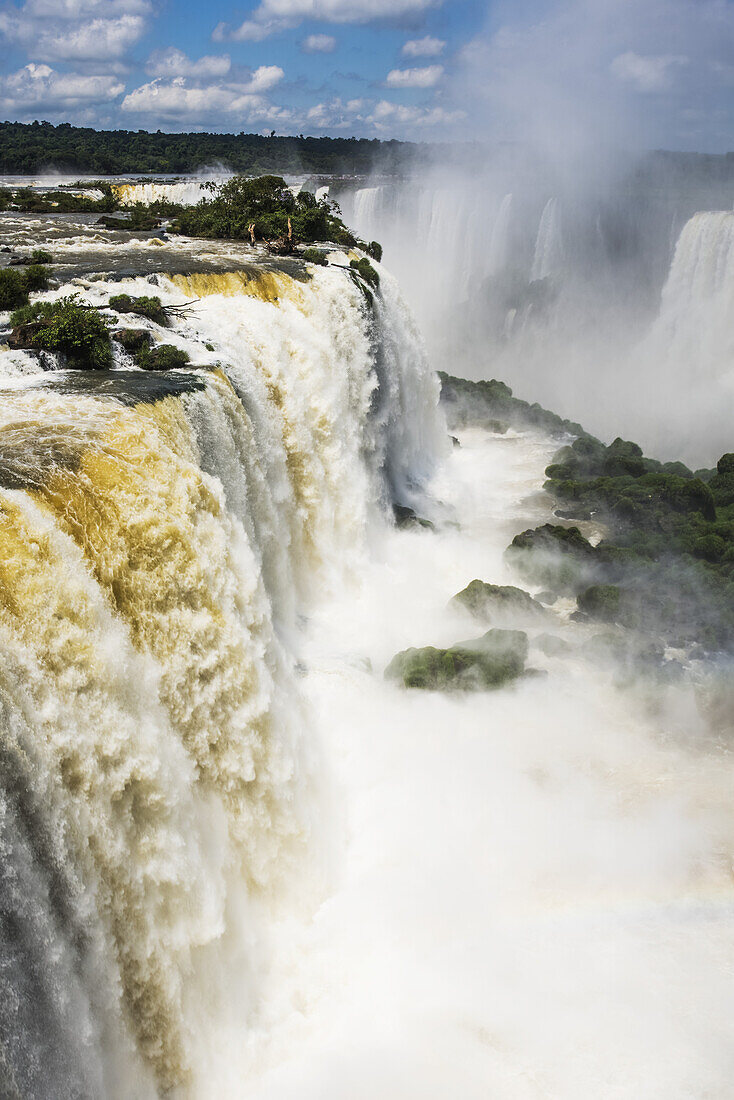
xmin=452 ymin=579 xmax=547 ymax=623
xmin=385 ymin=628 xmax=528 ymax=691
xmin=393 ymin=504 xmax=434 ymax=530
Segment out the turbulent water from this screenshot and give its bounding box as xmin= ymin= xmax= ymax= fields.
xmin=2 ymin=186 xmax=734 ymax=1098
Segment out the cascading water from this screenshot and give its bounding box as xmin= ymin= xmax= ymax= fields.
xmin=531 ymin=197 xmax=564 ymax=281
xmin=0 ymin=249 xmax=445 ymax=1097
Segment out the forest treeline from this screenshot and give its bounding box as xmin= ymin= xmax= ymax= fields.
xmin=0 ymin=121 xmax=425 ymax=176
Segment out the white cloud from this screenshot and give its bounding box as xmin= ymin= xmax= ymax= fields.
xmin=301 ymin=33 xmax=336 ymax=53
xmin=0 ymin=0 xmax=150 ymax=60
xmin=610 ymin=51 xmax=688 ymax=92
xmin=402 ymin=35 xmax=444 ymax=57
xmin=215 ymin=0 xmax=441 ymax=42
xmin=121 ymin=67 xmax=286 ymax=119
xmin=146 ymin=48 xmax=231 ymax=79
xmin=0 ymin=61 xmax=124 ymax=112
xmin=367 ymin=98 xmax=464 ymax=128
xmin=385 ymin=64 xmax=443 ymax=88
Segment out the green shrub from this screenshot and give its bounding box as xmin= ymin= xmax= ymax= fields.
xmin=9 ymin=297 xmax=112 ymax=369
xmin=136 ymin=344 xmax=190 ymax=371
xmin=109 ymin=293 xmax=168 ymax=326
xmin=114 ymin=327 xmax=153 ymax=352
xmin=302 ymin=247 xmax=328 ymax=266
xmin=367 ymin=241 xmax=382 ymax=262
xmin=0 ymin=269 xmax=30 ymax=310
xmin=29 ymin=249 xmax=53 ymax=264
xmin=349 ymin=256 xmax=379 ymax=289
xmin=21 ymin=265 xmax=51 ymax=292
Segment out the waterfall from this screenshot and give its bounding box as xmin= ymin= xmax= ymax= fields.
xmin=350 ymin=187 xmax=383 ymax=239
xmin=113 ymin=179 xmax=230 ymax=207
xmin=531 ymin=197 xmax=564 ymax=281
xmin=0 ymin=258 xmax=445 ymax=1095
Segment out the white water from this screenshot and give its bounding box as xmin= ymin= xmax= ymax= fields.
xmin=1 ymin=212 xmax=734 ymax=1097
xmin=531 ymin=197 xmax=564 ymax=281
xmin=232 ymin=425 xmax=734 ymax=1099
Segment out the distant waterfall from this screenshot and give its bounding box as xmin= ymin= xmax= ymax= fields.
xmin=0 ymin=258 xmax=445 ymax=1096
xmin=531 ymin=197 xmax=564 ymax=281
xmin=113 ymin=178 xmax=230 ymax=206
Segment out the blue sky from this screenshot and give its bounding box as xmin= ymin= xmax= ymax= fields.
xmin=1 ymin=0 xmax=734 ymax=149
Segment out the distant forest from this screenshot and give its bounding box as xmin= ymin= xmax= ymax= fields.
xmin=0 ymin=120 xmax=424 ymax=176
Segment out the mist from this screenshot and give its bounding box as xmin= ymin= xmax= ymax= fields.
xmin=339 ymin=0 xmax=734 ymax=466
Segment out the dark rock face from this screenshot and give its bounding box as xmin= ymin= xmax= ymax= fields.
xmin=385 ymin=629 xmax=528 ymax=691
xmin=452 ymin=579 xmax=547 ymax=623
xmin=393 ymin=504 xmax=434 ymax=530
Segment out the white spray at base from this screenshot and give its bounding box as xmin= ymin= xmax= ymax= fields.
xmin=236 ymin=425 xmax=734 ymax=1100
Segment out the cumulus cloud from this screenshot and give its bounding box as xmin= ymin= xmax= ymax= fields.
xmin=0 ymin=61 xmax=123 ymax=112
xmin=214 ymin=0 xmax=441 ymax=42
xmin=367 ymin=98 xmax=464 ymax=128
xmin=0 ymin=0 xmax=150 ymax=60
xmin=121 ymin=66 xmax=286 ymax=119
xmin=385 ymin=64 xmax=443 ymax=88
xmin=402 ymin=35 xmax=444 ymax=57
xmin=610 ymin=51 xmax=688 ymax=92
xmin=301 ymin=33 xmax=336 ymax=53
xmin=146 ymin=48 xmax=231 ymax=79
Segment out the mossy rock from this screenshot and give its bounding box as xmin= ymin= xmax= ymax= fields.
xmin=506 ymin=524 xmax=600 ymax=594
xmin=385 ymin=628 xmax=528 ymax=692
xmin=452 ymin=579 xmax=547 ymax=622
xmin=577 ymin=584 xmax=622 ymax=623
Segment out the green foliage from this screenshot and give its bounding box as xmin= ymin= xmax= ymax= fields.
xmin=108 ymin=294 xmax=168 ymax=326
xmin=172 ymin=175 xmax=355 ymax=245
xmin=0 ymin=120 xmax=420 ymax=176
xmin=577 ymin=585 xmax=623 ymax=623
xmin=29 ymin=249 xmax=53 ymax=264
xmin=385 ymin=629 xmax=528 ymax=691
xmin=114 ymin=327 xmax=153 ymax=352
xmin=0 ymin=264 xmax=50 ymax=309
xmin=0 ymin=269 xmax=30 ymax=310
xmin=136 ymin=344 xmax=190 ymax=371
xmin=366 ymin=241 xmax=383 ymax=262
xmin=349 ymin=257 xmax=380 ymax=289
xmin=21 ymin=265 xmax=51 ymax=292
xmin=301 ymin=247 xmax=329 ymax=266
xmin=9 ymin=297 xmax=112 ymax=369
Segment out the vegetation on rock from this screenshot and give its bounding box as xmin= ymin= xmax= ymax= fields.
xmin=109 ymin=294 xmax=169 ymax=326
xmin=136 ymin=345 xmax=191 ymax=371
xmin=8 ymin=297 xmax=112 ymax=369
xmin=452 ymin=579 xmax=547 ymax=622
xmin=301 ymin=247 xmax=329 ymax=266
xmin=172 ymin=175 xmax=355 ymax=248
xmin=386 ymin=629 xmax=529 ymax=691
